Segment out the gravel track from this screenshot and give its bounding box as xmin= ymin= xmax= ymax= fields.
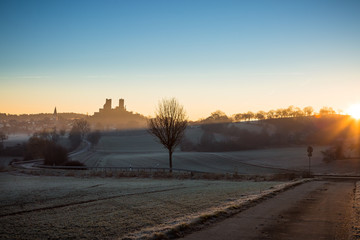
xmin=181 ymin=179 xmax=356 ymax=240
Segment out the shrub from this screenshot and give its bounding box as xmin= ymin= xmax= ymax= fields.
xmin=68 ymin=130 xmax=82 ymax=151
xmin=68 ymin=119 xmax=90 ymax=150
xmin=24 ymin=136 xmax=49 ymax=160
xmin=64 ymin=160 xmax=85 ymax=166
xmin=44 ymin=142 xmax=68 ymax=166
xmin=87 ymin=131 xmax=102 ymax=146
xmin=1 ymin=144 xmax=26 ymax=157
xmin=321 ymin=143 xmax=345 ymax=162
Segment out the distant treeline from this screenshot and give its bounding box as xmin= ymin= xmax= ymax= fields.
xmin=181 ymin=115 xmax=358 ymax=152
xmin=196 ymin=106 xmax=337 ymax=124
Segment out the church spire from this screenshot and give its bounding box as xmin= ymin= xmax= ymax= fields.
xmin=53 ymin=107 xmax=58 ymax=121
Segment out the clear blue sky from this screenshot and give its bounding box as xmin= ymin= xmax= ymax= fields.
xmin=1 ymin=0 xmax=359 ymax=120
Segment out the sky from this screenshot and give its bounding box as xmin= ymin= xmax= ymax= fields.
xmin=0 ymin=0 xmax=359 ymax=120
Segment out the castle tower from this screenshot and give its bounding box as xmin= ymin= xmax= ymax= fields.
xmin=104 ymin=99 xmax=112 ymax=110
xmin=119 ymin=98 xmax=125 ymax=110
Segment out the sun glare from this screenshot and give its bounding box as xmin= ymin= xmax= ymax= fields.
xmin=347 ymin=104 xmax=360 ymax=120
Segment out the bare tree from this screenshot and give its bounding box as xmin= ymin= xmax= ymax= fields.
xmin=148 ymin=98 xmax=188 ymax=172
xmin=319 ymin=107 xmax=336 ymax=116
xmin=255 ymin=111 xmax=266 ymax=121
xmin=293 ymin=107 xmax=304 ymax=117
xmin=72 ymin=119 xmax=90 ymax=139
xmin=286 ymin=105 xmax=295 ymax=117
xmin=205 ymin=110 xmax=230 ymax=123
xmin=266 ymin=110 xmax=276 ymax=119
xmin=303 ymin=106 xmax=314 ymax=116
xmin=0 ymin=131 xmax=8 ymax=149
xmin=245 ymin=111 xmax=254 ymax=121
xmin=0 ymin=131 xmax=8 ymax=143
xmin=69 ymin=119 xmax=90 ymax=150
xmin=233 ymin=113 xmax=244 ymax=122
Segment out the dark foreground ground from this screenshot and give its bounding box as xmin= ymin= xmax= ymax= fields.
xmin=181 ymin=179 xmax=357 ymax=240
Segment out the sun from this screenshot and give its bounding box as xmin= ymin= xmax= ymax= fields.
xmin=346 ymin=104 xmax=360 ymax=119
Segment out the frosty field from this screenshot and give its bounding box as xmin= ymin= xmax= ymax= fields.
xmin=69 ymin=130 xmax=360 ymax=175
xmin=0 ymin=173 xmax=282 ymax=239
xmin=2 ymin=126 xmax=360 ymax=239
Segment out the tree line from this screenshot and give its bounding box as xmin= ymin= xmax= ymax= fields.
xmin=182 ymin=113 xmax=354 ymax=153
xmin=200 ymin=106 xmax=337 ymax=123
xmin=0 ymin=119 xmax=102 ymax=166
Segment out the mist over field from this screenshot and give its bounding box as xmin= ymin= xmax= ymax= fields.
xmin=1 ymin=0 xmax=360 ymax=239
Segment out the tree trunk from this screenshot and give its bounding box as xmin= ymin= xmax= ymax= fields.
xmin=169 ymin=150 xmax=173 ymax=173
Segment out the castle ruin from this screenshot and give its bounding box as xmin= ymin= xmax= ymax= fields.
xmin=92 ymin=98 xmax=146 ymax=129
xmin=95 ymin=98 xmax=126 ymax=115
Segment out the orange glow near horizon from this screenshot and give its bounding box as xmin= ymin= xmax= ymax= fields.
xmin=346 ymin=104 xmax=360 ymax=120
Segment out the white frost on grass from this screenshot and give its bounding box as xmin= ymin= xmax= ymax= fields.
xmin=123 ymin=179 xmax=311 ymax=240
xmin=0 ymin=173 xmax=291 ymax=239
xmin=0 ymin=157 xmax=14 ymax=171
xmin=73 ymin=134 xmax=360 ymax=175
xmin=0 ymin=173 xmax=191 ymax=215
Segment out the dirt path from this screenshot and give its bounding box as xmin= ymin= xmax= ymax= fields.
xmin=181 ymin=180 xmax=356 ymax=240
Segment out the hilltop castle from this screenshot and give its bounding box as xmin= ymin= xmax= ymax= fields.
xmin=94 ymin=98 xmax=126 ymax=116
xmin=92 ymin=98 xmax=146 ymax=129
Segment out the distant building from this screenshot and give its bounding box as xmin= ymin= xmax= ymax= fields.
xmin=92 ymin=98 xmax=146 ymax=129
xmin=53 ymin=107 xmax=58 ymax=121
xmin=119 ymin=98 xmax=125 ymax=111
xmin=103 ymin=99 xmax=112 ymax=111
xmin=94 ymin=98 xmax=127 ymax=116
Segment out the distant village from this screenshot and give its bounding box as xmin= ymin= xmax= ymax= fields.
xmin=0 ymin=98 xmax=147 ymax=134
xmin=0 ymin=99 xmax=340 ymax=135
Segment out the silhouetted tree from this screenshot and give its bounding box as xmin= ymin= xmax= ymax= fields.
xmin=234 ymin=113 xmax=245 ymax=122
xmin=319 ymin=107 xmax=336 ymax=116
xmin=0 ymin=131 xmax=7 ymax=142
xmin=275 ymin=108 xmax=283 ymax=118
xmin=244 ymin=111 xmax=254 ymax=121
xmin=303 ymin=106 xmax=314 ymax=116
xmin=255 ymin=111 xmax=266 ymax=121
xmin=72 ymin=119 xmax=90 ymax=139
xmin=59 ymin=129 xmax=66 ymax=137
xmin=266 ymin=110 xmax=276 ymax=119
xmin=0 ymin=131 xmax=8 ymax=150
xmin=148 ymin=98 xmax=188 ymax=172
xmin=68 ymin=130 xmax=80 ymax=149
xmin=293 ymin=107 xmax=304 ymax=117
xmin=286 ymin=105 xmax=295 ymax=117
xmin=32 ymin=128 xmax=59 ymax=143
xmin=87 ymin=131 xmax=102 ymax=146
xmin=69 ymin=119 xmax=90 ymax=150
xmin=44 ymin=142 xmax=68 ymax=165
xmin=24 ymin=137 xmax=42 ymax=160
xmin=24 ymin=131 xmax=68 ymax=164
xmin=282 ymin=108 xmax=290 ymax=118
xmin=321 ymin=142 xmax=345 ymax=162
xmin=206 ymin=110 xmax=230 ymax=123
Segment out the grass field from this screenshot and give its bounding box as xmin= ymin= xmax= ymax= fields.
xmin=70 ymin=129 xmax=359 ymax=175
xmin=0 ymin=157 xmax=14 ymax=171
xmin=2 ymin=134 xmax=29 ymax=147
xmin=3 ymin=127 xmax=360 ymax=175
xmin=0 ymin=173 xmax=283 ymax=239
